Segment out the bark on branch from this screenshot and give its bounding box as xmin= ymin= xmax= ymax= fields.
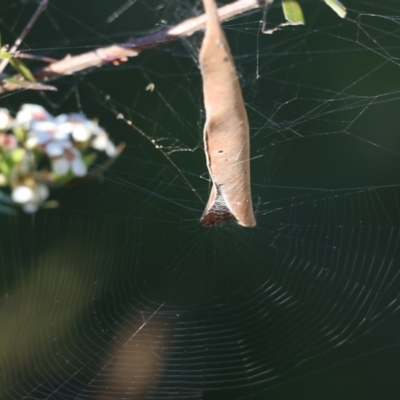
xmin=0 ymin=0 xmax=271 ymax=93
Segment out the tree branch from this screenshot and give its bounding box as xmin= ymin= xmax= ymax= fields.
xmin=0 ymin=0 xmax=48 ymax=74
xmin=0 ymin=0 xmax=271 ymax=93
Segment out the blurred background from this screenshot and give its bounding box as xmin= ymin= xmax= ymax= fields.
xmin=0 ymin=0 xmax=400 ymax=398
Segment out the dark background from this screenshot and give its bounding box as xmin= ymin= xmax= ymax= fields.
xmin=0 ymin=0 xmax=400 ymax=399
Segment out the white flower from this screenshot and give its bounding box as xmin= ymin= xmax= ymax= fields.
xmin=0 ymin=108 xmax=12 ymax=130
xmin=12 ymin=185 xmax=34 ymax=203
xmin=71 ymin=122 xmax=92 ymax=142
xmin=55 ymin=113 xmax=95 ymax=142
xmin=11 ymin=183 xmax=49 ymax=213
xmin=67 ymin=113 xmax=87 ymax=124
xmin=70 ymin=115 xmax=96 ymax=142
xmin=16 ymin=104 xmax=51 ymax=128
xmin=45 ymin=140 xmax=72 ymax=157
xmin=52 ymin=147 xmax=87 ymax=177
xmin=30 ymin=120 xmax=57 ymax=133
xmin=92 ymin=130 xmax=117 ymax=157
xmin=31 ymin=119 xmax=71 ymax=141
xmin=27 ymin=118 xmax=73 ymax=150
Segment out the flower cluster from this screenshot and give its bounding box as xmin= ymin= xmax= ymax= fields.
xmin=0 ymin=104 xmax=120 ymax=213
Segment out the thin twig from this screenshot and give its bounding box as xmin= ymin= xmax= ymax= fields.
xmin=0 ymin=0 xmax=271 ymax=93
xmin=14 ymin=52 xmax=58 ymax=64
xmin=0 ymin=0 xmax=48 ymax=74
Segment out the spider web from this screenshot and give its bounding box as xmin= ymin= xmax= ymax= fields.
xmin=0 ymin=0 xmax=400 ymax=399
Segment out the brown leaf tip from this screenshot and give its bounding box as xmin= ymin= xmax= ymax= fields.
xmin=201 ymin=207 xmax=236 ymax=227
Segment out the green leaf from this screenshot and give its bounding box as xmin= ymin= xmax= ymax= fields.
xmin=324 ymin=0 xmax=347 ymax=18
xmin=8 ymin=57 xmax=36 ymax=82
xmin=9 ymin=148 xmax=25 ymax=163
xmin=0 ymin=160 xmax=10 ymax=175
xmin=83 ymin=152 xmax=97 ymax=167
xmin=53 ymin=170 xmax=75 ymax=185
xmin=282 ymin=0 xmax=305 ymax=25
xmin=12 ymin=125 xmax=26 ymax=142
xmin=0 ymin=52 xmax=12 ymax=60
xmin=0 ymin=32 xmax=2 ymax=49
